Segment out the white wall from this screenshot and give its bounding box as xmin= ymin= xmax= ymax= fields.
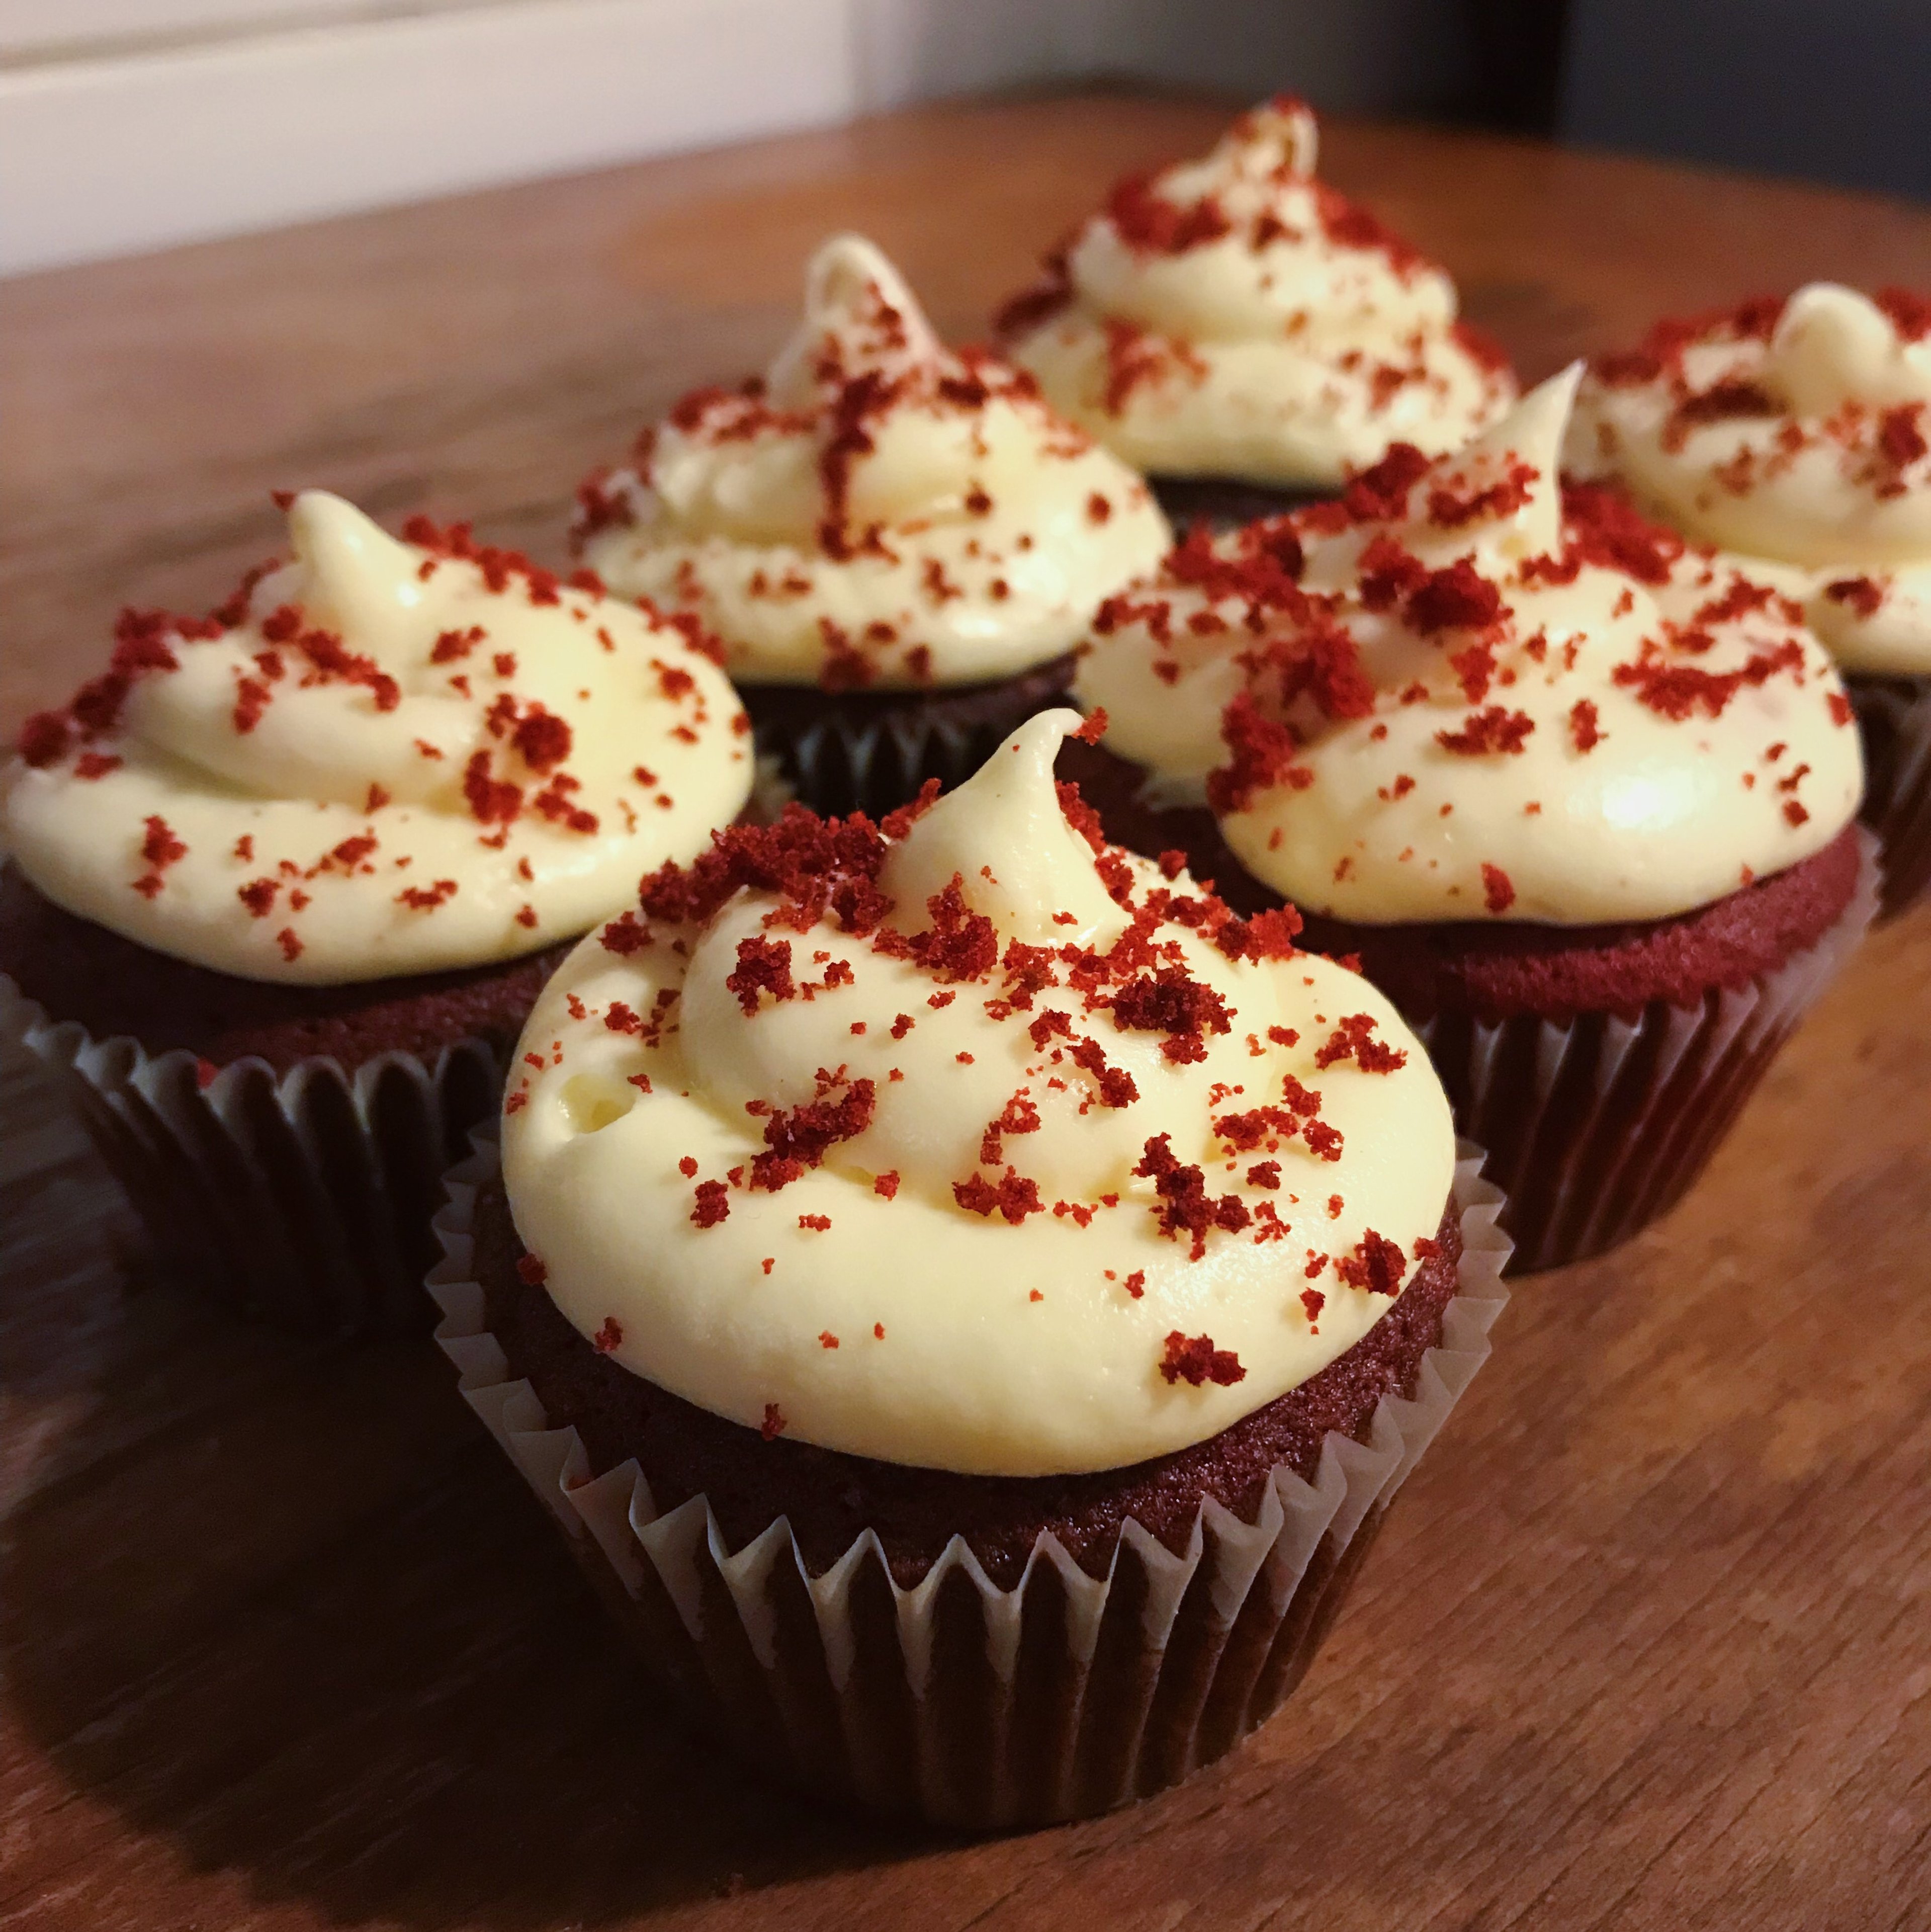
xmin=0 ymin=0 xmax=1470 ymax=277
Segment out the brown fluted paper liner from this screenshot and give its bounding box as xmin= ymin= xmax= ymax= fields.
xmin=1848 ymin=674 xmax=1931 ymax=921
xmin=1416 ymin=826 xmax=1881 ymax=1275
xmin=0 ymin=970 xmax=499 ymax=1336
xmin=740 ymin=654 xmax=1078 ymax=820
xmin=428 ymin=1138 xmax=1510 ymax=1829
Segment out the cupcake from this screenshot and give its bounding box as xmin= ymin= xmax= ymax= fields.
xmin=1569 ymin=284 xmax=1931 ymax=917
xmin=993 ymin=96 xmax=1516 ymax=531
xmin=1 ymin=491 xmax=753 ymax=1333
xmin=430 ymin=710 xmax=1509 ymax=1827
xmin=1068 ymin=370 xmax=1876 ymax=1273
xmin=571 ymin=234 xmax=1170 ymax=818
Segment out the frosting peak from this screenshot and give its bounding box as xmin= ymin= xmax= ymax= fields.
xmin=3 ymin=494 xmax=753 ymax=982
xmin=1768 ymin=285 xmax=1931 ymax=417
xmin=575 ymin=235 xmax=1170 ymax=691
xmin=1569 ymin=285 xmax=1931 ymax=673
xmin=764 ymin=233 xmax=943 ymax=406
xmin=876 ymin=712 xmax=1122 ymax=945
xmin=1078 ymin=373 xmax=1863 ymax=923
xmin=500 ymin=719 xmax=1455 ymax=1475
xmin=995 ymin=97 xmax=1515 ymax=488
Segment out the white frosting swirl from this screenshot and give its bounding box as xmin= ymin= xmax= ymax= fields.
xmin=500 ymin=711 xmax=1455 ymax=1476
xmin=575 ymin=235 xmax=1170 ymax=691
xmin=1568 ymin=284 xmax=1931 ymax=675
xmin=997 ymin=98 xmax=1516 ymax=489
xmin=2 ymin=493 xmax=753 ymax=983
xmin=1078 ymin=370 xmax=1862 ymax=923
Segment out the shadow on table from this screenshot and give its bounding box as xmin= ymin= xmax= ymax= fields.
xmin=0 ymin=1279 xmax=949 ymax=1928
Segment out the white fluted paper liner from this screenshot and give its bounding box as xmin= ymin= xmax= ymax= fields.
xmin=428 ymin=1133 xmax=1510 ymax=1828
xmin=1413 ymin=824 xmax=1881 ymax=1276
xmin=1847 ymin=674 xmax=1931 ymax=921
xmin=0 ymin=964 xmax=501 ymax=1336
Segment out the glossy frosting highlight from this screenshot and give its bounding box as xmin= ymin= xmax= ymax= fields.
xmin=1569 ymin=284 xmax=1931 ymax=674
xmin=1077 ymin=370 xmax=1862 ymax=923
xmin=3 ymin=493 xmax=753 ymax=983
xmin=575 ymin=235 xmax=1170 ymax=691
xmin=500 ymin=711 xmax=1455 ymax=1476
xmin=997 ymin=98 xmax=1516 ymax=488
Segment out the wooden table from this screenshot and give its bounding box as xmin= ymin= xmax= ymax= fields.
xmin=4 ymin=92 xmax=1929 ymax=1931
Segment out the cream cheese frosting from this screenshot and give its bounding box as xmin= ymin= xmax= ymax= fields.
xmin=1077 ymin=368 xmax=1863 ymax=924
xmin=1568 ymin=284 xmax=1931 ymax=675
xmin=573 ymin=235 xmax=1170 ymax=692
xmin=995 ymin=98 xmax=1516 ymax=489
xmin=3 ymin=492 xmax=753 ymax=984
xmin=499 ymin=710 xmax=1455 ymax=1476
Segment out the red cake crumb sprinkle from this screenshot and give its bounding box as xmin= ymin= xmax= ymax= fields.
xmin=727 ymin=935 xmax=796 ymax=1014
xmin=511 ymin=706 xmax=572 ymax=774
xmin=1829 ymin=692 xmax=1854 ymax=726
xmin=761 ymin=1403 xmax=786 ymax=1441
xmin=599 ymin=912 xmax=652 ymax=955
xmin=1159 ymin=1330 xmax=1247 ymax=1387
xmin=873 ymin=1171 xmax=900 ymax=1199
xmin=677 ymin=1156 xmax=698 ymax=1178
xmin=1825 ymin=575 xmax=1884 ymax=618
xmin=1313 ymin=1013 xmax=1407 ymax=1072
xmin=1407 ymin=558 xmax=1509 ymax=634
xmin=1300 ymin=1288 xmax=1326 ymax=1324
xmin=1124 ymin=1270 xmax=1146 ymax=1299
xmin=750 ymin=1076 xmax=876 ymax=1193
xmin=131 ymin=815 xmax=189 ymax=898
xmin=1613 ymin=639 xmax=1804 ymax=720
xmin=798 ymin=1214 xmax=832 ymax=1232
xmin=1437 ymin=706 xmax=1535 ymax=756
xmin=1481 ymin=863 xmax=1517 ymax=914
xmin=1540 ymin=480 xmax=1685 ymax=585
xmin=1337 ymin=1228 xmax=1408 ymax=1295
xmin=238 ymin=878 xmax=279 ymax=917
xmin=953 ymin=1169 xmax=1046 ymax=1224
xmin=1569 ymin=698 xmax=1603 ymax=752
xmin=1214 ymin=904 xmax=1304 ymax=963
xmin=591 ymin=1317 xmax=623 ymax=1353
xmin=691 ymin=1180 xmax=731 ymax=1227
xmin=1428 ymin=458 xmax=1537 ymax=529
xmin=1340 ymin=442 xmax=1431 ymax=523
xmin=1878 ymin=404 xmax=1926 ymax=472
xmin=1074 ymin=707 xmax=1109 ymax=744
xmin=516 ymin=1253 xmax=548 ymax=1286
xmin=819 ymin=1331 xmax=840 ymax=1349
xmin=1208 ymin=691 xmax=1313 ymax=815
xmin=1135 ymin=1134 xmax=1251 ymax=1259
xmin=462 ymin=751 xmax=523 ymax=825
xmin=1106 ymin=171 xmax=1233 ymax=254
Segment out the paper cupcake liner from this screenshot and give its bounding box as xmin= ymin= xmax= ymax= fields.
xmin=0 ymin=968 xmax=503 ymax=1336
xmin=1847 ymin=673 xmax=1931 ymax=921
xmin=427 ymin=1138 xmax=1510 ymax=1830
xmin=1410 ymin=826 xmax=1881 ymax=1276
xmin=741 ymin=656 xmax=1078 ymax=820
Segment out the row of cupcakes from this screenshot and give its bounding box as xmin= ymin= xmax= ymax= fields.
xmin=0 ymin=94 xmax=1919 ymax=1832
xmin=0 ymin=103 xmax=1521 ymax=1829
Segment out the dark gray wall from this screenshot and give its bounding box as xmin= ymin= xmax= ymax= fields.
xmin=1562 ymin=0 xmax=1931 ymax=201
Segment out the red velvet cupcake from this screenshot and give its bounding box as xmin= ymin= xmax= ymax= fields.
xmin=429 ymin=711 xmax=1509 ymax=1825
xmin=573 ymin=235 xmax=1169 ymax=817
xmin=1070 ymin=370 xmax=1876 ymax=1272
xmin=994 ymin=97 xmax=1515 ymax=527
xmin=1568 ymin=284 xmax=1931 ymax=919
xmin=1 ymin=491 xmax=753 ymax=1333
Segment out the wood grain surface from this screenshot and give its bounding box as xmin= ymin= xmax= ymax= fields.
xmin=3 ymin=91 xmax=1930 ymax=1931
